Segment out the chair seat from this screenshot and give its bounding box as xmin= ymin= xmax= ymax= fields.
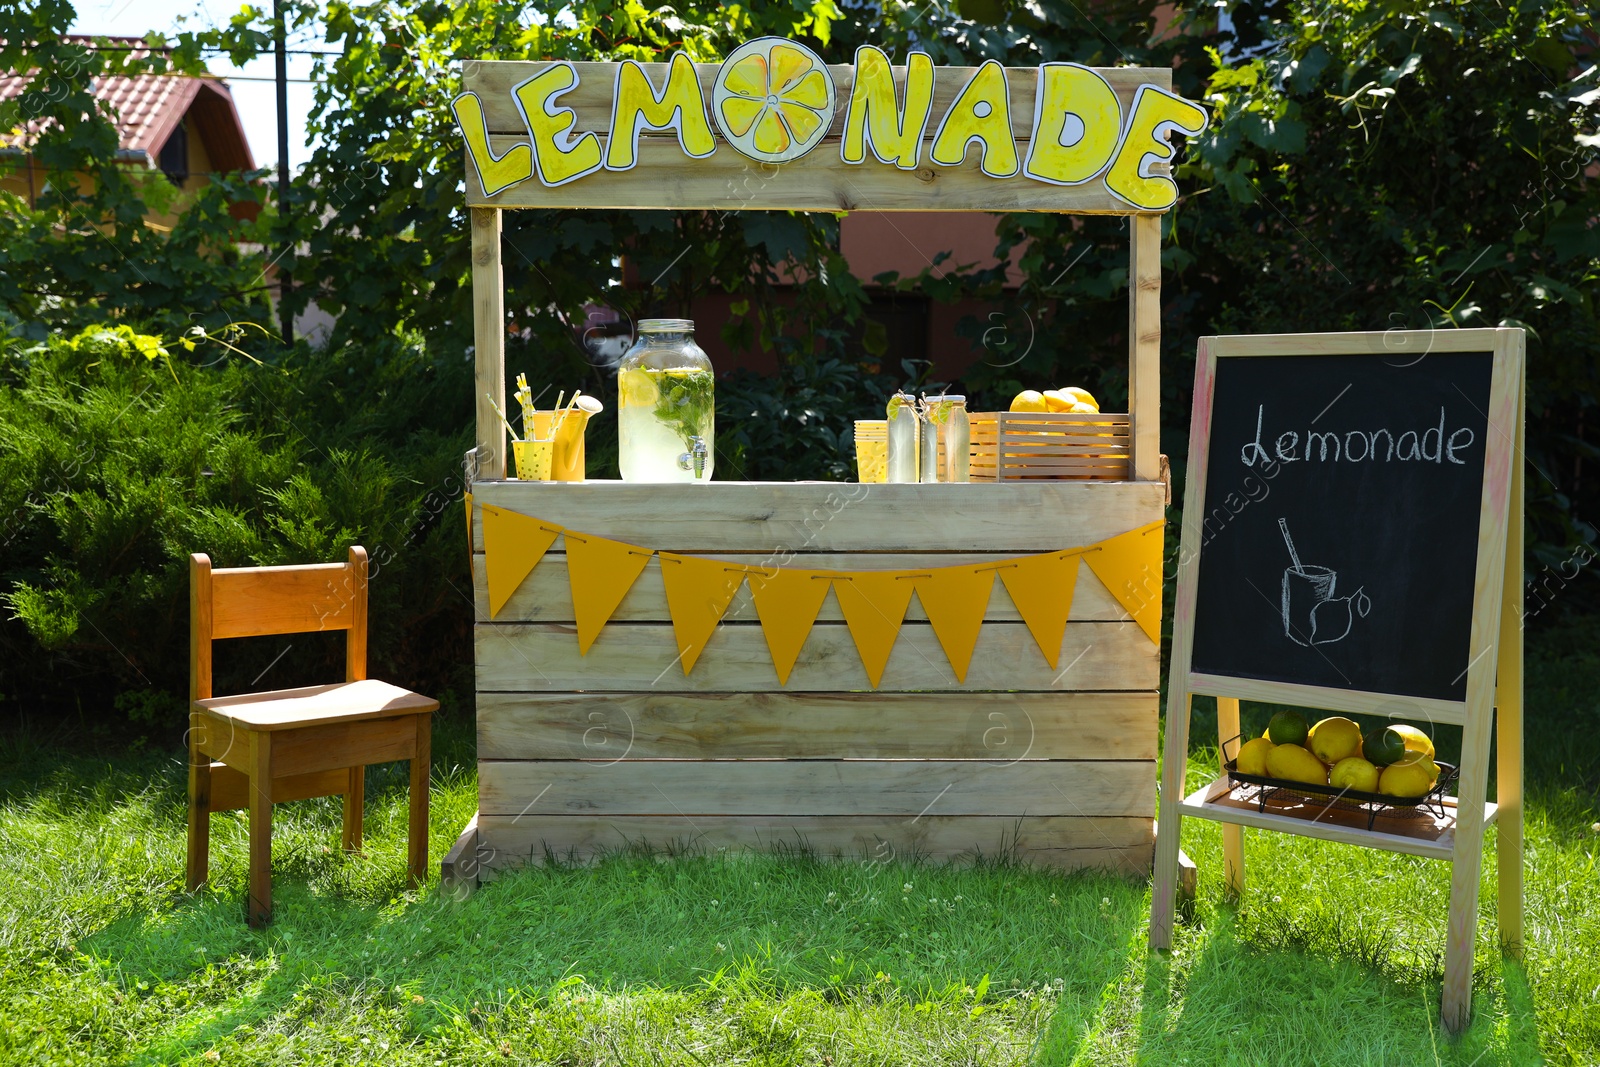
xmin=194 ymin=679 xmax=438 ymax=731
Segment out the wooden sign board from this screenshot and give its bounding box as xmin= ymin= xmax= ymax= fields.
xmin=455 ymin=44 xmax=1198 ymax=213
xmin=1150 ymin=328 xmax=1525 ymax=1034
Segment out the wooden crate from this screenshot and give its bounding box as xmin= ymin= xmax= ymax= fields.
xmin=969 ymin=411 xmax=1131 ymax=481
xmin=470 ymin=480 xmax=1162 ymax=875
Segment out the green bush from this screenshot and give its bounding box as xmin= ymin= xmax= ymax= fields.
xmin=0 ymin=325 xmax=475 ymax=730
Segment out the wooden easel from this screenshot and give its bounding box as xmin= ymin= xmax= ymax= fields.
xmin=1149 ymin=328 xmax=1524 ymax=1034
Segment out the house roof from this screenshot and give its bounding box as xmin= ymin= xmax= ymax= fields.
xmin=0 ymin=36 xmax=255 ymax=171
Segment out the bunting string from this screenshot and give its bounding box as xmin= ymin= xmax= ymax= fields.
xmin=476 ymin=505 xmax=1163 ymax=688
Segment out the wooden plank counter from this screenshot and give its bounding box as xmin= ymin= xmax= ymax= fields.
xmin=469 ymin=479 xmax=1164 ymax=875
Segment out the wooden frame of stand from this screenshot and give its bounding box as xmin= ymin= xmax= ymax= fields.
xmin=1149 ymin=327 xmax=1525 ymax=1034
xmin=444 ymin=57 xmax=1180 ymax=888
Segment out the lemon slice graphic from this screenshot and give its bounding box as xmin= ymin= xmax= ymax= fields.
xmin=712 ymin=38 xmax=836 ymax=164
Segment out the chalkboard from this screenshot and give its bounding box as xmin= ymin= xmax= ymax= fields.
xmin=1188 ymin=350 xmax=1495 ymax=702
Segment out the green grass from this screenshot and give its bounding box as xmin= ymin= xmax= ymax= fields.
xmin=1 ymin=626 xmax=1597 ymax=1065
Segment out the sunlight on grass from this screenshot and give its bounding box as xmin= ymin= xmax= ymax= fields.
xmin=1 ymin=632 xmax=1595 ymax=1064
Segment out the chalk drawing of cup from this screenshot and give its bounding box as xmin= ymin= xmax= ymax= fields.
xmin=1278 ymin=519 xmax=1371 ymax=647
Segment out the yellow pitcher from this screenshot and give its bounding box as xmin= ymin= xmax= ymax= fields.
xmin=528 ymin=407 xmax=594 ymax=481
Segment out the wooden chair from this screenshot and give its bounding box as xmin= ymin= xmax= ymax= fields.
xmin=186 ymin=546 xmax=438 ymax=926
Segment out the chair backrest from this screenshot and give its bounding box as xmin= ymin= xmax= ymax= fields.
xmin=191 ymin=546 xmax=369 ymax=702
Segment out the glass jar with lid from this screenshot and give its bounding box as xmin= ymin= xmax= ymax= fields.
xmin=617 ymin=319 xmax=715 ymax=483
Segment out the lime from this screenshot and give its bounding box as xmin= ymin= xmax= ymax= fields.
xmin=1389 ymin=724 xmax=1436 ymax=761
xmin=1362 ymin=727 xmax=1407 ymax=767
xmin=1266 ymin=709 xmax=1309 ymax=747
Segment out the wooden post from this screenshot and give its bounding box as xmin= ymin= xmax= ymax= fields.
xmin=1215 ymin=696 xmax=1245 ymax=898
xmin=345 ymin=546 xmax=368 ymax=682
xmin=187 ymin=554 xmax=213 ymax=892
xmin=1495 ymin=364 xmax=1526 ymax=958
xmin=1440 ymin=330 xmax=1523 ymax=1033
xmin=342 ymin=766 xmax=364 ymax=853
xmin=248 ymin=729 xmax=273 ymax=927
xmin=1128 ymin=213 xmax=1162 ymax=483
xmin=1149 ymin=337 xmax=1215 ymax=949
xmin=408 ymin=714 xmax=432 ymax=888
xmin=472 ymin=208 xmax=506 ymax=481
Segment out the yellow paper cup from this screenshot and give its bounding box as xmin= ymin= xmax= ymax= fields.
xmin=512 ymin=439 xmax=554 ymax=481
xmin=855 ymin=439 xmax=888 ymax=484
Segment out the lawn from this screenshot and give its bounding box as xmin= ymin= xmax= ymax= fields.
xmin=1 ymin=622 xmax=1596 ymax=1065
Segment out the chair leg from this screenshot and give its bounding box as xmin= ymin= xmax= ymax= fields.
xmin=407 ymin=714 xmax=431 ymax=888
xmin=186 ymin=712 xmax=210 ymax=891
xmin=248 ymin=731 xmax=273 ymax=927
xmin=342 ymin=765 xmax=364 ymax=852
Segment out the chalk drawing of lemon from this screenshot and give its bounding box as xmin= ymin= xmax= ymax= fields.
xmin=712 ymin=38 xmax=835 ymax=164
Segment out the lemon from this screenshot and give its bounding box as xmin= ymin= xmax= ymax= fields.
xmin=1063 ymin=387 xmax=1099 ymax=411
xmin=1266 ymin=709 xmax=1309 ymax=747
xmin=618 ymin=368 xmax=659 ymax=408
xmin=1235 ymin=737 xmax=1275 ymax=776
xmin=1266 ymin=743 xmax=1327 ymax=786
xmin=1010 ymin=390 xmax=1048 ymax=413
xmin=1329 ymin=756 xmax=1380 ymax=793
xmin=1042 ymin=389 xmax=1075 ymax=412
xmin=1308 ymin=716 xmax=1363 ymax=765
xmin=713 ymin=39 xmax=835 ymax=163
xmin=1389 ymin=724 xmax=1436 ymax=761
xmin=1070 ymin=402 xmax=1099 ymax=413
xmin=1379 ymin=757 xmax=1439 ymax=798
xmin=1362 ymin=727 xmax=1407 ymax=767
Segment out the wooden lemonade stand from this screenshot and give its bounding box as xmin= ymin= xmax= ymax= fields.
xmin=443 ymin=47 xmax=1207 ymax=886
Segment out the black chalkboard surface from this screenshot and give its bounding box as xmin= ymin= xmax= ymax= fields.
xmin=1189 ymin=350 xmax=1494 ymax=701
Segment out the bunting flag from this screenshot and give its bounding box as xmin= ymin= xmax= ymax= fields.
xmin=747 ymin=566 xmax=834 ymax=685
xmin=660 ymin=553 xmax=747 ymax=674
xmin=566 ymin=532 xmax=653 ymax=653
xmin=464 ymin=491 xmax=474 ymax=580
xmin=998 ymin=550 xmax=1083 ymax=670
xmin=914 ymin=566 xmax=995 ymax=683
xmin=480 ymin=503 xmax=560 ymax=619
xmin=1083 ymin=519 xmax=1165 ymax=643
xmin=475 ymin=510 xmax=1162 ymax=679
xmin=833 ymin=571 xmax=919 ymax=688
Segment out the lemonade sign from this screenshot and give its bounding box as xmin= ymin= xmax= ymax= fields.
xmin=452 ymin=39 xmax=1207 ymax=211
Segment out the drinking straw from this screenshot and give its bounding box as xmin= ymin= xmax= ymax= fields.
xmin=1279 ymin=518 xmax=1304 ymax=573
xmin=486 ymin=393 xmax=522 ymax=443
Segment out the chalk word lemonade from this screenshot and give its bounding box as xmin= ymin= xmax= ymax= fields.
xmin=1240 ymin=405 xmax=1477 ymax=467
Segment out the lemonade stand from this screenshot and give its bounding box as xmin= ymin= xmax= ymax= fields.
xmin=446 ymin=44 xmax=1200 ymax=889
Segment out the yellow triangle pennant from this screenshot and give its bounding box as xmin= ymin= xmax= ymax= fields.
xmin=660 ymin=554 xmax=747 ymax=674
xmin=833 ymin=571 xmax=919 ymax=689
xmin=1084 ymin=519 xmax=1165 ymax=643
xmin=998 ymin=551 xmax=1082 ymax=670
xmin=914 ymin=565 xmax=996 ymax=683
xmin=481 ymin=503 xmax=561 ymax=619
xmin=747 ymin=566 xmax=833 ymax=685
xmin=566 ymin=532 xmax=653 ymax=654
xmin=464 ymin=491 xmax=474 ymax=581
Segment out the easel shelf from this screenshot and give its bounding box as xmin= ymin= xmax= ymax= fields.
xmin=1180 ymin=775 xmax=1500 ymax=861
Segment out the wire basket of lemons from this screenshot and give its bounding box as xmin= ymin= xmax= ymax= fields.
xmin=1222 ymin=712 xmax=1457 ymax=827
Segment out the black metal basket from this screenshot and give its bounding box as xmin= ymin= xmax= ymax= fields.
xmin=1221 ymin=734 xmax=1458 ymax=830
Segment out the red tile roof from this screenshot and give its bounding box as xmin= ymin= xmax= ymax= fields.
xmin=1 ymin=35 xmax=254 ymax=170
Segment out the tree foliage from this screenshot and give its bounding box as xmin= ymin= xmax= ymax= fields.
xmin=0 ymin=0 xmax=1596 ymax=728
